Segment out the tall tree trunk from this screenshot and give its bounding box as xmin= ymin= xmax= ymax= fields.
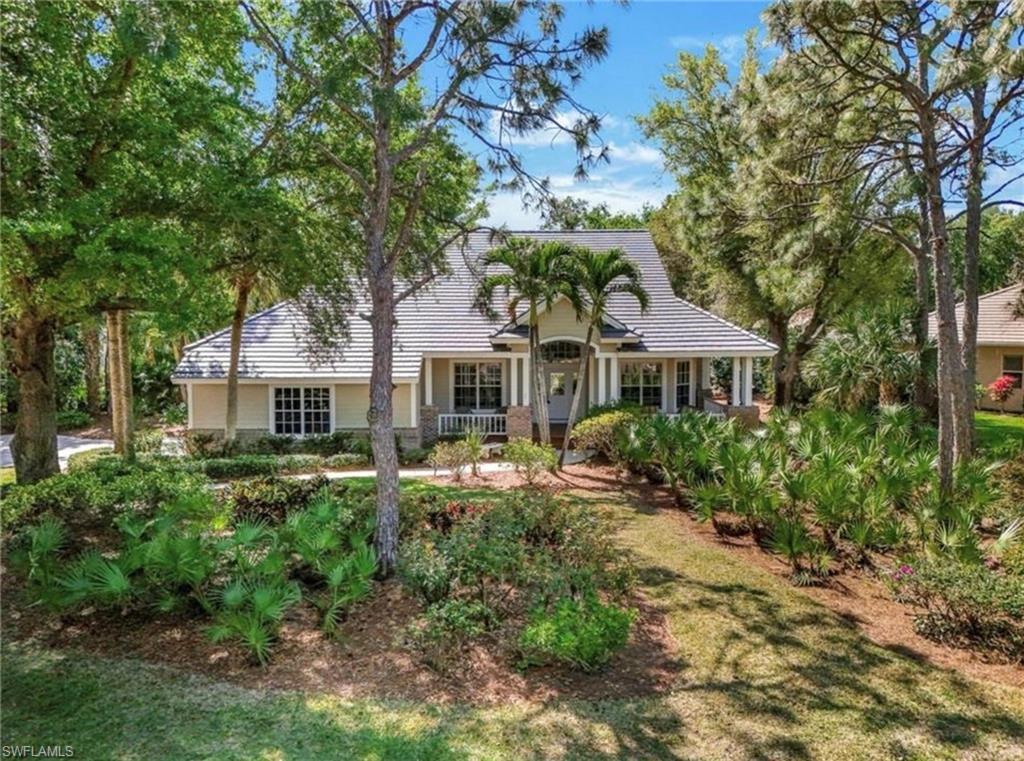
xmin=911 ymin=207 xmax=933 ymax=415
xmin=558 ymin=324 xmax=595 ymax=468
xmin=920 ymin=121 xmax=965 ymax=495
xmin=82 ymin=319 xmax=103 ymax=416
xmin=172 ymin=334 xmax=187 ymax=403
xmin=768 ymin=317 xmax=789 ymax=407
xmin=106 ymin=309 xmax=135 ymax=459
xmin=529 ymin=303 xmax=551 ymax=445
xmin=959 ymin=79 xmax=987 ymax=456
xmin=10 ymin=311 xmax=60 ymax=483
xmin=225 ymin=277 xmax=253 ymax=442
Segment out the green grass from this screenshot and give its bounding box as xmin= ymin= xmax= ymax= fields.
xmin=976 ymin=410 xmax=1024 ymax=450
xmin=0 ymin=467 xmax=15 ymax=486
xmin=3 ymin=482 xmax=1023 ymax=760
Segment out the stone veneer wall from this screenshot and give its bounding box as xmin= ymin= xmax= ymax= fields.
xmin=506 ymin=405 xmax=532 ymax=439
xmin=419 ymin=405 xmax=439 ymax=446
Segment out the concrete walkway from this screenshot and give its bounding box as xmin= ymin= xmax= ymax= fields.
xmin=0 ymin=434 xmax=114 ymax=472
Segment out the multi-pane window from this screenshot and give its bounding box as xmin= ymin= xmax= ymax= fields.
xmin=1003 ymin=355 xmax=1024 ymax=389
xmin=453 ymin=362 xmax=503 ymax=411
xmin=274 ymin=387 xmax=330 ymax=435
xmin=620 ymin=361 xmax=662 ymax=408
xmin=676 ymin=360 xmax=692 ymax=408
xmin=540 ymin=341 xmax=582 ymax=362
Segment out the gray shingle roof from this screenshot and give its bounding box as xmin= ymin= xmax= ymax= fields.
xmin=173 ymin=230 xmax=777 ymax=382
xmin=928 ymin=282 xmax=1024 ymax=347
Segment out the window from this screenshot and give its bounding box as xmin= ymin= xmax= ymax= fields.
xmin=1003 ymin=354 xmax=1023 ymax=389
xmin=540 ymin=341 xmax=582 ymax=362
xmin=274 ymin=387 xmax=331 ymax=435
xmin=453 ymin=361 xmax=503 ymax=411
xmin=676 ymin=360 xmax=692 ymax=408
xmin=549 ymin=372 xmax=566 ymax=396
xmin=620 ymin=361 xmax=662 ymax=408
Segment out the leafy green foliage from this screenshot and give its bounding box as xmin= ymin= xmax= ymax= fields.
xmin=428 ymin=441 xmax=470 ymax=480
xmin=504 ymin=439 xmax=557 ymax=485
xmin=519 ymin=593 xmax=636 ymax=672
xmin=570 ymin=411 xmax=638 ymax=459
xmin=55 ymin=410 xmax=92 ymax=431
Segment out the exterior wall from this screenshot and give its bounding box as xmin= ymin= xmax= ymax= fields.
xmin=537 ymin=299 xmax=589 ymax=341
xmin=191 ymin=383 xmax=269 ymax=431
xmin=977 ymin=345 xmax=1024 ymax=412
xmin=335 ymin=382 xmax=414 ymax=428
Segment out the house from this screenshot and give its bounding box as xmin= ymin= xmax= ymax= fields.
xmin=172 ymin=230 xmax=778 ymax=446
xmin=928 ymin=282 xmax=1024 ymax=413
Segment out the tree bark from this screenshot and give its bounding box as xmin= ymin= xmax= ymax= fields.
xmin=911 ymin=197 xmax=933 ymax=415
xmin=225 ymin=277 xmax=253 ymax=442
xmin=82 ymin=319 xmax=103 ymax=416
xmin=558 ymin=324 xmax=595 ymax=468
xmin=10 ymin=311 xmax=60 ymax=483
xmin=529 ymin=302 xmax=551 ymax=445
xmin=768 ymin=317 xmax=789 ymax=407
xmin=958 ymin=79 xmax=987 ymax=456
xmin=105 ymin=309 xmax=135 ymax=459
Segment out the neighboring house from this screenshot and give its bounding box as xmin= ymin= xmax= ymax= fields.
xmin=173 ymin=231 xmax=778 ymax=446
xmin=928 ymin=282 xmax=1024 ymax=413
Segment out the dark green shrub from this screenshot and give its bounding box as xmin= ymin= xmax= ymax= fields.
xmin=229 ymin=475 xmax=335 ymax=523
xmin=199 ymin=455 xmax=281 ymax=480
xmin=571 ymin=411 xmax=637 ymax=459
xmin=577 ymin=399 xmax=646 ymax=423
xmin=246 ymin=434 xmax=296 ymax=455
xmin=295 ymin=432 xmax=353 ymax=456
xmin=66 ymin=448 xmax=117 ymax=473
xmin=519 ymin=593 xmax=636 ymax=671
xmin=278 ymin=454 xmax=325 ymax=474
xmin=55 ymin=409 xmax=91 ymax=430
xmin=400 ymin=447 xmax=431 ymax=466
xmin=889 ymin=559 xmax=1024 ymax=662
xmin=134 ymin=427 xmax=164 ymax=454
xmin=399 ymin=539 xmax=453 ymax=604
xmin=182 ymin=430 xmax=220 ymax=458
xmin=422 ymin=598 xmax=495 ymax=642
xmin=2 ymin=472 xmax=104 ymax=528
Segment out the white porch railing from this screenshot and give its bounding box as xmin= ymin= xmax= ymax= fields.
xmin=438 ymin=413 xmax=507 ymax=437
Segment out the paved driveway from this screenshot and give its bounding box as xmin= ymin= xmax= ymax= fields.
xmin=0 ymin=434 xmax=114 ymax=472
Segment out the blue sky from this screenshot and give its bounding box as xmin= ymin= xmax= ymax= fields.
xmin=480 ymin=1 xmax=772 ymax=227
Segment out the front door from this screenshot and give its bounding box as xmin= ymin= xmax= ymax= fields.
xmin=545 ymin=367 xmax=576 ymax=421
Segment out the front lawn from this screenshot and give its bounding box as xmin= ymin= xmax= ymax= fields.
xmin=4 ymin=474 xmax=1023 ymax=760
xmin=977 ymin=410 xmax=1024 ymax=450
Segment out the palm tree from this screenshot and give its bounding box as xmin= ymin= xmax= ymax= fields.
xmin=475 ymin=238 xmax=577 ymax=445
xmin=559 ymin=248 xmax=649 ymax=467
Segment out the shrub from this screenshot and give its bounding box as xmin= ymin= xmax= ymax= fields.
xmin=278 ymin=454 xmax=325 ymax=474
xmin=199 ymin=455 xmax=281 ymax=480
xmin=293 ymin=432 xmax=353 ymax=456
xmin=55 ymin=409 xmax=91 ymax=431
xmin=462 ymin=430 xmax=486 ymax=477
xmin=428 ymin=440 xmax=470 ymax=479
xmin=135 ymin=427 xmax=164 ymax=454
xmin=570 ymin=411 xmax=636 ymax=458
xmin=422 ymin=598 xmax=495 ymax=642
xmin=505 ymin=438 xmax=556 ymax=485
xmin=889 ymin=558 xmax=1024 ymax=662
xmin=578 ymin=399 xmax=646 ymax=423
xmin=398 ymin=540 xmax=453 ymax=604
xmin=66 ymin=448 xmax=116 ymax=473
xmin=160 ymin=402 xmax=188 ymax=426
xmin=988 ymin=375 xmax=1017 ymax=411
xmin=229 ymin=475 xmax=333 ymax=524
xmin=182 ymin=430 xmax=220 ymax=458
xmin=519 ymin=593 xmax=636 ymax=672
xmin=399 ymin=447 xmax=431 ymax=466
xmin=325 ymin=452 xmax=370 ymax=469
xmin=246 ymin=434 xmax=296 ymax=455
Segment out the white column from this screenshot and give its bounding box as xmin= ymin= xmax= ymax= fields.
xmin=662 ymin=360 xmax=671 ymax=412
xmin=610 ymin=355 xmax=620 ymax=400
xmin=424 ymin=358 xmax=433 ymax=405
xmin=731 ymin=357 xmax=742 ymax=406
xmin=688 ymin=359 xmax=696 ymax=407
xmin=411 ymin=383 xmax=418 ymax=427
xmin=509 ymin=356 xmax=518 ymax=405
xmin=701 ymin=357 xmax=711 ymax=388
xmin=743 ymin=357 xmax=754 ymax=406
xmin=521 ymin=354 xmax=530 ymax=405
xmin=597 ymin=354 xmax=606 ymax=403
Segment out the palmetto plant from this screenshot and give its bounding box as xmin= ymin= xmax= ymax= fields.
xmin=475 ymin=238 xmax=578 ymax=445
xmin=208 ymin=578 xmax=302 ymax=664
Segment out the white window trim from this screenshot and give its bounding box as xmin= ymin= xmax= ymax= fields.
xmin=1002 ymin=352 xmax=1024 ymax=389
xmin=450 ymin=360 xmax=505 ymax=413
xmin=268 ymin=383 xmax=336 ymax=436
xmin=620 ymin=360 xmax=664 ymax=410
xmin=676 ymin=359 xmax=694 ymax=409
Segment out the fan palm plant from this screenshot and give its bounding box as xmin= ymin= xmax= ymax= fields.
xmin=475 ymin=238 xmax=578 ymax=445
xmin=559 ymin=247 xmax=649 ymax=467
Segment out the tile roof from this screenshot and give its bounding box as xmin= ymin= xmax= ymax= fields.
xmin=173 ymin=230 xmax=777 ymax=381
xmin=927 ymin=282 xmax=1024 ymax=347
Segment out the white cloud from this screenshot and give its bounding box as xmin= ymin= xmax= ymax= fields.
xmin=491 ymin=109 xmax=621 ymax=148
xmin=607 ymin=141 xmax=663 ymax=168
xmin=670 ymin=32 xmax=747 ymax=63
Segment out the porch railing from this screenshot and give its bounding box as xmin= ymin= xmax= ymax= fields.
xmin=438 ymin=413 xmax=507 ymax=437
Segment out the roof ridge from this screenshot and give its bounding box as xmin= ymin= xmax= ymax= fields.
xmin=978 ymin=282 xmax=1023 ymax=300
xmin=181 ymin=301 xmax=293 ymax=352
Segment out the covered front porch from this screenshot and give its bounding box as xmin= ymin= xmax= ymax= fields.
xmin=417 ymin=341 xmax=764 ymax=443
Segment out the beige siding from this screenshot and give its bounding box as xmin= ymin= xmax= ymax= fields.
xmin=537 ymin=299 xmax=588 ymax=341
xmin=334 ymin=382 xmax=415 ymax=428
xmin=191 ymin=384 xmax=269 ymax=430
xmin=431 ymin=358 xmax=450 ymax=411
xmin=978 ymin=346 xmax=1024 ymax=412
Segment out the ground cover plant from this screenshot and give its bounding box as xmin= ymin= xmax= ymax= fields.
xmin=613 ymin=406 xmax=1024 ymax=662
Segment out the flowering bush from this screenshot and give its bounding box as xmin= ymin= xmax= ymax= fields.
xmin=988 ymin=374 xmax=1017 ymax=411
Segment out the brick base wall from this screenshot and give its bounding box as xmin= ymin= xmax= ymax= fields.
xmin=725 ymin=405 xmax=761 ymax=428
xmin=507 ymin=405 xmax=532 ymax=439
